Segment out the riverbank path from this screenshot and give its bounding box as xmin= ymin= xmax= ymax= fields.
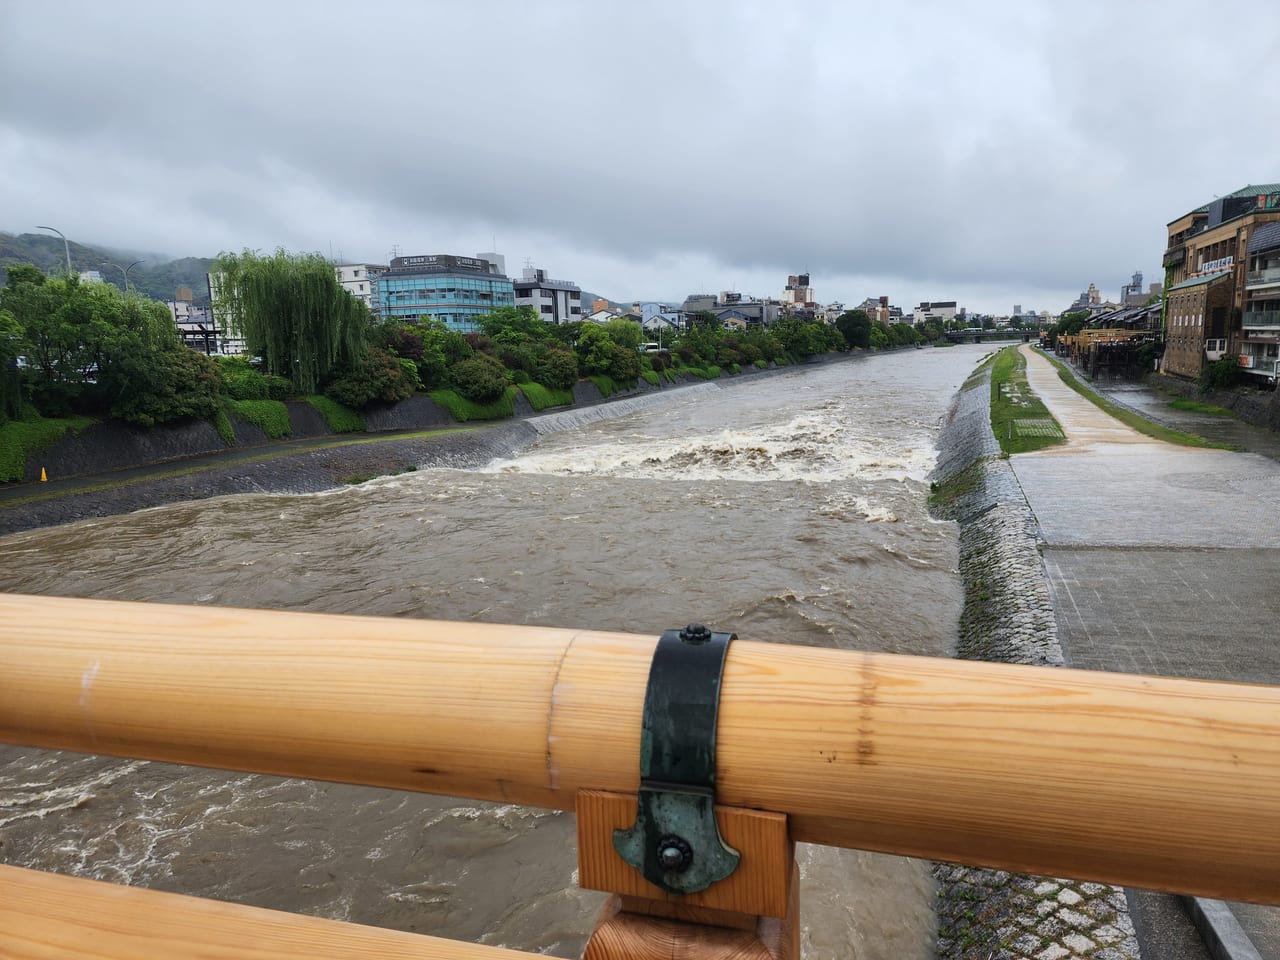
xmin=1011 ymin=343 xmax=1280 ymax=960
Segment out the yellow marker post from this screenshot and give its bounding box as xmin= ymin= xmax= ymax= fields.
xmin=40 ymin=467 xmax=48 ymax=482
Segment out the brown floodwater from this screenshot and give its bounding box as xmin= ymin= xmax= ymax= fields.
xmin=0 ymin=345 xmax=990 ymax=957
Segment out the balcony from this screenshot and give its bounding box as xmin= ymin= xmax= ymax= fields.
xmin=1246 ymin=267 xmax=1280 ymax=287
xmin=1243 ymin=310 xmax=1280 ymax=330
xmin=1238 ymin=355 xmax=1278 ymax=376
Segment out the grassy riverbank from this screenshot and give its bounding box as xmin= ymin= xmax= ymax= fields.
xmin=989 ymin=347 xmax=1065 ymax=455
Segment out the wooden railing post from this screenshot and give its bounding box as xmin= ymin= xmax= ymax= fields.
xmin=576 ymin=791 xmax=798 ymax=959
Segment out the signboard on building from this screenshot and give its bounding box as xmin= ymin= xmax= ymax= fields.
xmin=1200 ymin=256 xmax=1234 ymax=274
xmin=390 ymin=254 xmax=490 ymax=273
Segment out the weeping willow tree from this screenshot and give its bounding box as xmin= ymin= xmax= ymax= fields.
xmin=213 ymin=249 xmax=368 ymax=394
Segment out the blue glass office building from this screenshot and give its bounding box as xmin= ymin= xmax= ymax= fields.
xmin=376 ymin=254 xmax=515 ymax=332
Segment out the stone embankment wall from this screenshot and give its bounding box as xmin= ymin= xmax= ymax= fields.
xmin=18 ymin=351 xmax=871 ymax=486
xmin=1145 ymin=373 xmax=1280 ymax=431
xmin=927 ymin=365 xmax=1139 ymax=960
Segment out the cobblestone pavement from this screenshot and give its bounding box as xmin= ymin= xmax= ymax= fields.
xmin=1012 ymin=345 xmax=1279 ymax=959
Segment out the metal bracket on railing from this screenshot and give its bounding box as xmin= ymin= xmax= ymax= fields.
xmin=613 ymin=623 xmax=740 ymax=895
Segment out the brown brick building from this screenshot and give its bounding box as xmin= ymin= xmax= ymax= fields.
xmin=1161 ymin=183 xmax=1280 ymax=379
xmin=1162 ymin=273 xmax=1234 ymax=379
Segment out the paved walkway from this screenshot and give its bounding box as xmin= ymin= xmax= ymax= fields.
xmin=1012 ymin=345 xmax=1280 ymax=959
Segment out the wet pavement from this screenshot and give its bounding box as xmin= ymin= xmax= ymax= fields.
xmin=1012 ymin=346 xmax=1280 ymax=959
xmin=1087 ymin=375 xmax=1280 ymax=461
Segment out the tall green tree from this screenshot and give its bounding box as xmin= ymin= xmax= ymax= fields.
xmin=0 ymin=308 xmax=23 ymax=423
xmin=213 ymin=249 xmax=367 ymax=394
xmin=836 ymin=310 xmax=872 ymax=349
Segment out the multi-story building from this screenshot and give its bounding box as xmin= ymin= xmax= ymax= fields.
xmin=513 ymin=266 xmax=583 ymax=324
xmin=912 ymin=301 xmax=959 ymax=324
xmin=375 ymin=254 xmax=514 ymax=333
xmin=1161 ymin=183 xmax=1280 ymax=379
xmin=336 ymin=263 xmax=386 ymax=314
xmin=782 ymin=273 xmax=816 ymax=315
xmin=679 ymin=292 xmax=780 ymax=329
xmin=1238 ymin=221 xmax=1280 ymax=383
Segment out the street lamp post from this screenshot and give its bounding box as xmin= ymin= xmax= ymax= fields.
xmin=109 ymin=260 xmax=146 ymax=293
xmin=124 ymin=259 xmax=144 ymax=293
xmin=35 ymin=225 xmax=72 ymax=275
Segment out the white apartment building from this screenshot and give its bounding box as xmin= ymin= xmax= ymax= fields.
xmin=336 ymin=263 xmax=386 ymax=313
xmin=513 ymin=266 xmax=583 ymax=324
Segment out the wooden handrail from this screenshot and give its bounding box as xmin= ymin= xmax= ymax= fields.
xmin=1 ymin=593 xmax=1278 ymax=904
xmin=0 ymin=864 xmax=529 ymax=959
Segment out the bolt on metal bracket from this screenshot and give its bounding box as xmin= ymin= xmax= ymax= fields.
xmin=613 ymin=623 xmax=741 ymax=895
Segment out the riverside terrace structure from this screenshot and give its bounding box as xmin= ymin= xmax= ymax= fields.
xmin=374 ymin=254 xmax=514 ymax=333
xmin=1161 ymin=183 xmax=1280 ymax=380
xmin=512 ymin=266 xmax=582 ymax=324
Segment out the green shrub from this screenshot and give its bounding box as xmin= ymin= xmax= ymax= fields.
xmin=519 ymin=382 xmax=574 ymax=411
xmin=754 ymin=359 xmax=768 ymax=369
xmin=0 ymin=415 xmax=94 ymax=483
xmin=686 ymin=365 xmax=722 ymax=380
xmin=729 ymin=363 xmax=741 ymax=374
xmin=607 ymin=344 xmax=640 ymax=383
xmin=1199 ymin=355 xmax=1242 ymax=392
xmin=213 ymin=408 xmax=235 ymax=446
xmin=227 ymin=399 xmax=292 ymax=439
xmin=429 ymin=386 xmax=516 ymax=421
xmin=218 ymin=357 xmax=292 ymax=401
xmin=641 ymin=370 xmax=660 ymax=386
xmin=324 ymin=348 xmax=415 ymax=409
xmin=536 ymin=347 xmax=580 ymax=390
xmin=449 ymin=354 xmax=508 ymax=403
xmin=305 ymin=395 xmax=366 ymax=432
xmin=398 ymin=357 xmax=423 ymax=391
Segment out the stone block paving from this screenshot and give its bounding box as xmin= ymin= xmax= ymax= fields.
xmin=1044 ymin=547 xmax=1280 ymax=685
xmin=935 ymin=865 xmax=1140 ymax=960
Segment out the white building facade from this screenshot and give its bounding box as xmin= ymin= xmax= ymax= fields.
xmin=513 ymin=266 xmax=583 ymax=324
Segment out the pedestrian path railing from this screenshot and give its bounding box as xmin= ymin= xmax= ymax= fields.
xmin=2 ymin=593 xmax=1278 ymax=959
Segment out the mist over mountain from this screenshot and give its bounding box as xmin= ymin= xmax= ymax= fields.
xmin=1 ymin=231 xmax=217 ymax=304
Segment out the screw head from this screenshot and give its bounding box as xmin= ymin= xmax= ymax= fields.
xmin=680 ymin=623 xmax=711 ymax=644
xmin=656 ymin=834 xmax=693 ymax=872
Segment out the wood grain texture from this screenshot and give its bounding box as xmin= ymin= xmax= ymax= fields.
xmin=0 ymin=864 xmax=530 ymax=959
xmin=585 ymin=878 xmax=799 ymax=960
xmin=2 ymin=593 xmax=1279 ymax=903
xmin=576 ymin=790 xmax=792 ymax=918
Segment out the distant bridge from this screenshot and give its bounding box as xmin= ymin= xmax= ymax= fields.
xmin=942 ymin=329 xmax=1033 ymax=344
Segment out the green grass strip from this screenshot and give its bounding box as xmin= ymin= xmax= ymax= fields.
xmin=428 ymin=386 xmax=516 ymax=422
xmin=1040 ymin=352 xmax=1231 ymax=449
xmin=227 ymin=399 xmax=292 ymax=439
xmin=304 ymin=395 xmax=366 ymax=432
xmin=1168 ymin=398 xmax=1234 ymax=417
xmin=989 ymin=347 xmax=1066 ymax=456
xmin=0 ymin=416 xmax=96 ymax=483
xmin=518 ymin=382 xmax=574 ymax=411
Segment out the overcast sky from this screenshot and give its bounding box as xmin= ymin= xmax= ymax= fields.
xmin=3 ymin=1 xmax=1277 ymax=315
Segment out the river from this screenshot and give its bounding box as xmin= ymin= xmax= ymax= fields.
xmin=0 ymin=345 xmax=988 ymax=958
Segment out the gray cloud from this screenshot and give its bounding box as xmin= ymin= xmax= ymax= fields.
xmin=3 ymin=0 xmax=1277 ymax=313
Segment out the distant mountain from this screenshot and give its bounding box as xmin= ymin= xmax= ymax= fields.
xmin=579 ymin=290 xmax=633 ymax=313
xmin=0 ymin=232 xmax=216 ymax=305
